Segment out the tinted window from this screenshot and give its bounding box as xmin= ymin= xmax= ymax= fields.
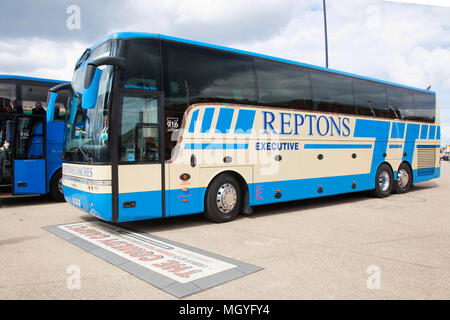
xmin=163 ymin=41 xmax=257 ymax=109
xmin=121 ymin=39 xmax=161 ymax=91
xmin=413 ymin=92 xmax=435 ymax=122
xmin=255 ymin=59 xmax=312 ymax=110
xmin=21 ymin=84 xmax=48 ymax=113
xmin=0 ymin=82 xmax=16 ymax=112
xmin=353 ymin=79 xmax=389 ymax=118
xmin=311 ymin=71 xmax=354 ymax=115
xmin=15 ymin=116 xmax=44 ymax=159
xmin=387 ymin=86 xmax=414 ymax=120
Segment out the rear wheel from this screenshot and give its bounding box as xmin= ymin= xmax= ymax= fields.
xmin=204 ymin=174 xmax=241 ymax=223
xmin=372 ymin=163 xmax=394 ymax=198
xmin=50 ymin=170 xmax=65 ymax=202
xmin=394 ymin=163 xmax=412 ymax=194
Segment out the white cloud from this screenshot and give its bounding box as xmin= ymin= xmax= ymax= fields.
xmin=0 ymin=38 xmax=86 ymax=81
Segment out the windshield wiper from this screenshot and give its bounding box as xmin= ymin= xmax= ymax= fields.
xmin=72 ymin=146 xmax=93 ymax=163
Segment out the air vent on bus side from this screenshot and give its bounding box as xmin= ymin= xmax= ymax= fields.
xmin=417 ymin=148 xmax=436 ymax=176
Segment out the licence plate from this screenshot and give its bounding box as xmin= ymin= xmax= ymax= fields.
xmin=72 ymin=197 xmax=81 ymax=207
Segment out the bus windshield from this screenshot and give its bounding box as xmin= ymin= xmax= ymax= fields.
xmin=63 ymin=41 xmax=115 ymax=163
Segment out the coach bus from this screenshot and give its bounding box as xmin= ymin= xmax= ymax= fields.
xmin=0 ymin=75 xmax=69 ymax=204
xmin=61 ymin=32 xmax=440 ymax=223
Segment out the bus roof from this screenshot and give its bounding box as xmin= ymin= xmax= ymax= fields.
xmin=0 ymin=75 xmax=68 ymax=84
xmin=90 ymin=32 xmax=435 ymax=95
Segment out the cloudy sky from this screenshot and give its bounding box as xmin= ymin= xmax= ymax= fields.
xmin=1 ymin=0 xmax=449 ymax=145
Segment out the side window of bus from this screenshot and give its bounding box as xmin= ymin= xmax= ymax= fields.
xmin=353 ymin=79 xmax=388 ymax=118
xmin=164 ymin=42 xmax=257 ymax=108
xmin=310 ymin=71 xmax=355 ymax=115
xmin=119 ymin=96 xmax=159 ymax=163
xmin=21 ymin=84 xmax=48 ymax=114
xmin=255 ymin=59 xmax=313 ymax=110
xmin=120 ymin=39 xmax=161 ymax=91
xmin=387 ymin=87 xmax=414 ymax=120
xmin=0 ymin=82 xmax=16 ymax=112
xmin=413 ymin=92 xmax=435 ymax=123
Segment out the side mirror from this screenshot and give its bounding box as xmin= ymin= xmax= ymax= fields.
xmin=83 ymin=56 xmax=126 ymax=89
xmin=82 ymin=67 xmax=103 ymax=110
xmin=47 ymin=82 xmax=72 ymax=123
xmin=46 ymin=92 xmax=58 ymax=122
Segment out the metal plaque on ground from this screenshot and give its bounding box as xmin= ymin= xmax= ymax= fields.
xmin=44 ymin=221 xmax=262 ymax=298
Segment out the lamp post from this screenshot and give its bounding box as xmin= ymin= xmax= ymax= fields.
xmin=323 ymin=0 xmax=329 ymax=68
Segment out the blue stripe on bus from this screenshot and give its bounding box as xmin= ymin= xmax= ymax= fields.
xmin=403 ymin=123 xmax=420 ymax=165
xmin=188 ymin=109 xmax=199 ymax=133
xmin=115 ymin=165 xmax=440 ymax=220
xmin=200 ymin=108 xmax=215 ymax=133
xmin=389 ymin=144 xmax=403 ymax=149
xmin=353 ymin=119 xmax=391 ymax=185
xmin=436 ymin=126 xmax=441 ymax=139
xmin=0 ymin=74 xmax=68 ymax=83
xmin=234 ymin=109 xmax=256 ymax=134
xmin=391 ymin=122 xmax=405 ymax=139
xmin=304 ymin=144 xmax=372 ymax=149
xmin=215 ymin=108 xmax=234 ymax=134
xmin=118 ymin=191 xmax=162 ymax=222
xmin=249 ymin=173 xmax=371 ymax=206
xmin=428 ymin=126 xmax=436 ymax=140
xmin=184 ymin=143 xmax=249 ymax=150
xmin=416 ymin=144 xmax=440 ymax=148
xmin=63 ymin=185 xmax=113 ymax=222
xmin=420 ymin=125 xmax=429 ymax=140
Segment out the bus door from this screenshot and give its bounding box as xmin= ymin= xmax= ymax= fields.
xmin=13 ymin=114 xmax=46 ymax=194
xmin=116 ymin=93 xmax=164 ymax=222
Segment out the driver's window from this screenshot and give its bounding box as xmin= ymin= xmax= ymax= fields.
xmin=119 ymin=96 xmax=159 ymax=163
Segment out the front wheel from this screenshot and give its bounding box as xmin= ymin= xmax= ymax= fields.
xmin=204 ymin=174 xmax=241 ymax=223
xmin=50 ymin=170 xmax=65 ymax=202
xmin=372 ymin=164 xmax=394 ymax=198
xmin=394 ymin=163 xmax=412 ymax=194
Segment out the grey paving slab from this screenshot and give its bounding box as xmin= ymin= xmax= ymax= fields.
xmin=43 ymin=226 xmax=78 ymax=241
xmin=90 ymin=248 xmax=130 ymax=266
xmin=120 ymin=261 xmax=175 ymax=290
xmin=193 ymin=268 xmax=246 ymax=290
xmin=69 ymin=237 xmax=99 ymax=252
xmin=235 ymin=262 xmax=264 ymax=275
xmin=163 ymin=281 xmax=203 ymax=298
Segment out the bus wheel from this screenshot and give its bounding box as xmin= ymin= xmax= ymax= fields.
xmin=372 ymin=164 xmax=393 ymax=198
xmin=394 ymin=163 xmax=412 ymax=194
xmin=50 ymin=170 xmax=65 ymax=202
xmin=204 ymin=174 xmax=241 ymax=223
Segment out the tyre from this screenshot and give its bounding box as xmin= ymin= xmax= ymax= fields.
xmin=372 ymin=163 xmax=394 ymax=198
xmin=394 ymin=163 xmax=412 ymax=194
xmin=204 ymin=174 xmax=241 ymax=223
xmin=50 ymin=169 xmax=65 ymax=202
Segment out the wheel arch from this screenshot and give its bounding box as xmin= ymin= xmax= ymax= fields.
xmin=202 ymin=169 xmax=251 ymax=212
xmin=47 ymin=166 xmax=62 ymax=192
xmin=398 ymin=160 xmax=414 ymax=184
